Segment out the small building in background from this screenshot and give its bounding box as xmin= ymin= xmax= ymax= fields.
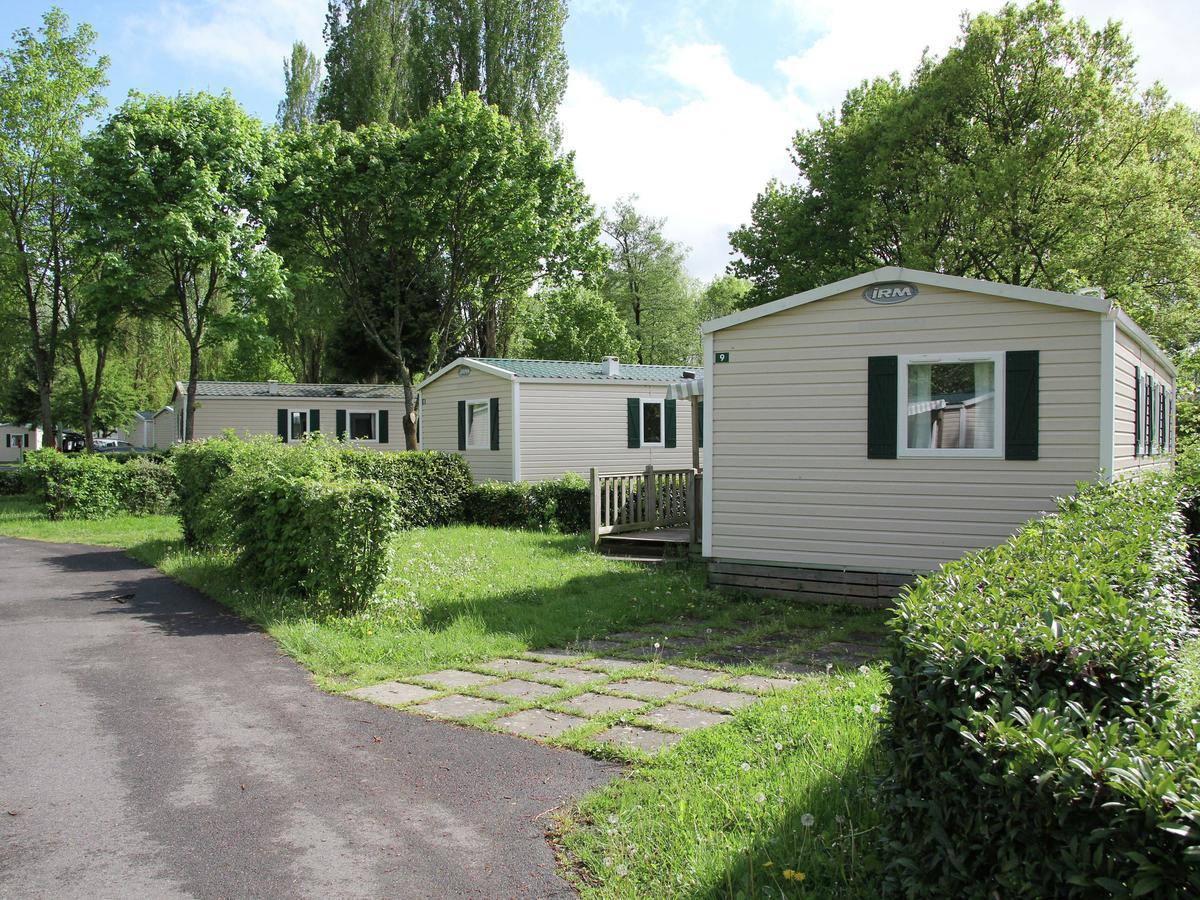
xmin=700 ymin=267 xmax=1176 ymax=606
xmin=416 ymin=357 xmax=701 ymax=482
xmin=164 ymin=381 xmax=409 ymax=451
xmin=0 ymin=424 xmax=42 ymax=463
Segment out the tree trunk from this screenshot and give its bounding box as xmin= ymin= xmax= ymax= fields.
xmin=399 ymin=363 xmax=418 ymax=450
xmin=38 ymin=375 xmax=53 ymax=449
xmin=184 ymin=342 xmax=201 ymax=441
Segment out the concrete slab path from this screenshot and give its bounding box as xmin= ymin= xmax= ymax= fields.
xmin=0 ymin=537 xmax=616 ymax=899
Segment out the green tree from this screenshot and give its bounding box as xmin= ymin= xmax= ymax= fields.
xmin=278 ymin=41 xmax=323 ymax=130
xmin=320 ymin=0 xmax=409 ymax=128
xmin=0 ymin=8 xmax=108 ymax=438
xmin=405 ymin=0 xmax=568 ymax=139
xmin=81 ymin=92 xmax=280 ymax=439
xmin=699 ymin=274 xmax=751 ymax=321
xmin=601 ymin=197 xmax=699 ymax=365
xmin=518 ymin=286 xmax=635 ymax=361
xmin=730 ymin=1 xmax=1200 ymax=351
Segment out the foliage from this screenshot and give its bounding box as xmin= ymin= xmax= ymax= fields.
xmin=319 ymin=0 xmax=409 ymax=129
xmin=0 ymin=467 xmax=24 ymax=495
xmin=882 ymin=474 xmax=1198 ymax=896
xmin=517 ymin=287 xmax=635 ymax=362
xmin=463 ymin=473 xmax=589 ymax=533
xmin=0 ymin=8 xmax=109 ymax=437
xmin=227 ymin=472 xmax=399 ymax=614
xmin=22 ymin=448 xmax=175 ymax=519
xmin=730 ymin=0 xmax=1200 ymax=355
xmin=601 ymin=196 xmax=700 ymax=365
xmin=339 ymin=447 xmax=473 ymax=528
xmin=277 ymin=40 xmax=323 ymax=130
xmin=80 ymin=91 xmax=281 ymax=440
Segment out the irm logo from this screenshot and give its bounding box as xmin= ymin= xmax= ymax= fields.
xmin=863 ymin=282 xmax=919 ymax=304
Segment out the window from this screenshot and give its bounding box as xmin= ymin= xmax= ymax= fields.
xmin=640 ymin=399 xmax=664 ymax=447
xmin=899 ymin=353 xmax=1003 ymax=458
xmin=348 ymin=411 xmax=376 ymax=441
xmin=466 ymin=400 xmax=489 ymax=449
xmin=288 ymin=410 xmax=308 ymax=442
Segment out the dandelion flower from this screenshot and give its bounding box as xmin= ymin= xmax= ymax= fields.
xmin=603 ymin=857 xmax=613 ymax=868
xmin=740 ymin=762 xmax=751 ymax=771
xmin=871 ymin=703 xmax=882 ymax=715
xmin=835 ymin=814 xmax=846 ymax=825
xmin=774 ymin=742 xmax=783 ymax=751
xmin=653 ymin=642 xmax=661 ymax=650
xmin=854 ymin=705 xmax=864 ymax=715
xmin=783 ymin=869 xmax=795 ymax=879
xmin=795 ymin=871 xmax=807 ymax=882
xmin=615 ymin=864 xmax=628 ymax=877
xmin=755 ymin=792 xmax=766 ymax=804
xmin=801 ymin=813 xmax=815 ymax=828
xmin=608 ymin=814 xmax=618 ymax=825
xmin=780 ymin=704 xmax=789 ymax=713
xmin=858 ymin=664 xmax=870 ymax=675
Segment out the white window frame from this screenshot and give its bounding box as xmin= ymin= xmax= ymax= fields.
xmin=640 ymin=397 xmax=665 ymax=448
xmin=347 ymin=410 xmax=378 ymax=443
xmin=465 ymin=399 xmax=490 ymax=450
xmin=897 ymin=351 xmax=1005 ymax=459
xmin=287 ymin=409 xmax=309 ymax=444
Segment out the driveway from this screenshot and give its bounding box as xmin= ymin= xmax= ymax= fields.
xmin=0 ymin=537 xmax=616 ymax=899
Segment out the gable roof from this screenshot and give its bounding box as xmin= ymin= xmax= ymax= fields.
xmin=173 ymin=381 xmax=405 ymax=401
xmin=703 ymin=266 xmax=1176 ymax=377
xmin=418 ymin=357 xmax=701 ymax=391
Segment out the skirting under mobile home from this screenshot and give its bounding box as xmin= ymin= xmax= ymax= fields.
xmin=701 ymin=267 xmax=1176 ymax=606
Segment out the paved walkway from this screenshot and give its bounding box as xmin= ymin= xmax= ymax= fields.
xmin=0 ymin=537 xmax=616 ymax=899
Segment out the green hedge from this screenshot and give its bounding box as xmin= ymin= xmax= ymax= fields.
xmin=0 ymin=467 xmax=23 ymax=495
xmin=339 ymin=449 xmax=472 ymax=528
xmin=227 ymin=473 xmax=399 ymax=613
xmin=882 ymin=475 xmax=1198 ymax=896
xmin=463 ymin=472 xmax=590 ymax=533
xmin=22 ymin=449 xmax=177 ymax=519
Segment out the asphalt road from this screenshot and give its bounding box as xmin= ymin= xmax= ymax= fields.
xmin=0 ymin=537 xmax=616 ymax=899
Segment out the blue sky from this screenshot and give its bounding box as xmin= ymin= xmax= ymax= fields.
xmin=3 ymin=1 xmax=1197 ymax=279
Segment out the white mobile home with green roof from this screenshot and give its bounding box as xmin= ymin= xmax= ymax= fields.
xmin=416 ymin=357 xmax=700 ymax=482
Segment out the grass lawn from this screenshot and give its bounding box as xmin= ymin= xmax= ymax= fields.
xmin=0 ymin=493 xmax=892 ymax=895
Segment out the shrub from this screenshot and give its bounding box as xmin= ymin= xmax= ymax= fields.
xmin=116 ymin=456 xmax=176 ymax=515
xmin=462 ymin=473 xmax=590 ymax=533
xmin=0 ymin=467 xmax=24 ymax=495
xmin=21 ymin=449 xmax=176 ymax=519
xmin=882 ymin=475 xmax=1197 ymax=896
xmin=339 ymin=448 xmax=473 ymax=528
xmin=227 ymin=472 xmax=399 ymax=613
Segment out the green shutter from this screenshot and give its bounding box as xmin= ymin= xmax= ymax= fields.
xmin=336 ymin=409 xmax=347 ymax=440
xmin=457 ymin=401 xmax=466 ymax=451
xmin=489 ymin=397 xmax=500 ymax=451
xmin=277 ymin=408 xmax=288 ymax=441
xmin=664 ymin=399 xmax=677 ymax=449
xmin=627 ymin=398 xmax=640 ymax=448
xmin=309 ymin=409 xmax=320 ymax=434
xmin=1133 ymin=367 xmax=1141 ymax=457
xmin=866 ymin=356 xmax=897 ymax=459
xmin=1147 ymin=375 xmax=1156 ymax=454
xmin=378 ymin=409 xmax=389 ymax=444
xmin=1005 ymin=350 xmax=1039 ymax=461
xmin=698 ymin=400 xmax=704 ymax=449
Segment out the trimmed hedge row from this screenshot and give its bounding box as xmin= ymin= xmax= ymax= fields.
xmin=22 ymin=449 xmax=177 ymax=519
xmin=463 ymin=472 xmax=590 ymax=533
xmin=882 ymin=474 xmax=1199 ymax=896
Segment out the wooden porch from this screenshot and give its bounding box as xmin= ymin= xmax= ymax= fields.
xmin=589 ymin=466 xmax=702 ymax=560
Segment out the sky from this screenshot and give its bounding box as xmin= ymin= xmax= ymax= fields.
xmin=3 ymin=0 xmax=1198 ymax=280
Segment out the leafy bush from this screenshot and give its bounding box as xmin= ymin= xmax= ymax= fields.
xmin=882 ymin=475 xmax=1198 ymax=896
xmin=21 ymin=449 xmax=176 ymax=519
xmin=227 ymin=472 xmax=399 ymax=613
xmin=339 ymin=448 xmax=472 ymax=528
xmin=463 ymin=473 xmax=590 ymax=533
xmin=0 ymin=467 xmax=24 ymax=495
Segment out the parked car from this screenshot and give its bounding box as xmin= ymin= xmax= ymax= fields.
xmin=94 ymin=441 xmax=135 ymax=453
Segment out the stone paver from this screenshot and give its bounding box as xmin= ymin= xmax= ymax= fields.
xmin=604 ymin=678 xmax=688 ymax=701
xmin=476 ymin=658 xmax=549 ymax=676
xmin=526 ymin=648 xmax=583 ymax=663
xmin=570 ymin=639 xmax=623 ymax=653
xmin=806 ymin=642 xmax=879 ymax=668
xmin=347 ymin=681 xmax=440 ymax=706
xmin=846 ymin=630 xmax=887 ymax=646
xmin=533 ymin=666 xmax=607 ymax=686
xmin=658 ymin=665 xmax=723 ymax=685
xmin=591 ymin=725 xmax=684 ymax=753
xmin=415 ymin=694 xmax=509 ymax=720
xmin=728 ymin=674 xmax=799 ymax=693
xmin=483 ymin=679 xmax=562 ymax=701
xmin=641 ymin=703 xmax=732 ymax=731
xmin=417 ymin=669 xmax=501 ymax=690
xmin=560 ymin=692 xmax=646 ymax=716
xmin=606 ymin=630 xmax=653 ymax=642
xmin=577 ymin=656 xmax=640 ymax=672
xmin=681 ymin=688 xmax=759 ymax=712
xmin=494 ymin=709 xmax=585 ymax=740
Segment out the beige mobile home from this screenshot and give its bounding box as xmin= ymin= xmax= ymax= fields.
xmin=417 ymin=357 xmax=699 ymax=482
xmin=166 ymin=381 xmax=409 ymax=450
xmin=0 ymin=424 xmax=41 ymax=463
xmin=701 ymin=267 xmax=1176 ymax=605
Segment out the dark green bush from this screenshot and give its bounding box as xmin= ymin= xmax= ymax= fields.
xmin=227 ymin=472 xmax=399 ymax=613
xmin=0 ymin=467 xmax=24 ymax=495
xmin=339 ymin=448 xmax=473 ymax=528
xmin=21 ymin=449 xmax=176 ymax=519
xmin=463 ymin=472 xmax=590 ymax=533
xmin=882 ymin=475 xmax=1197 ymax=896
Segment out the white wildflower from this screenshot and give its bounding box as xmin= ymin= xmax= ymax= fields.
xmin=616 ymin=864 xmax=629 ymax=877
xmin=871 ymin=703 xmax=882 ymax=715
xmin=755 ymin=792 xmax=766 ymax=804
xmin=603 ymin=857 xmax=614 ymax=868
xmin=740 ymin=761 xmax=751 ymax=771
xmin=801 ymin=813 xmax=815 ymax=828
xmin=858 ymin=664 xmax=870 ymax=675
xmin=774 ymin=742 xmax=783 ymax=751
xmin=608 ymin=814 xmax=618 ymax=825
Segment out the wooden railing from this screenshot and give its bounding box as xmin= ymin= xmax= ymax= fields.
xmin=590 ymin=466 xmax=697 ymax=545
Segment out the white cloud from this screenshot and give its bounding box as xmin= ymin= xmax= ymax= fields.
xmin=561 ymin=43 xmax=810 ymax=280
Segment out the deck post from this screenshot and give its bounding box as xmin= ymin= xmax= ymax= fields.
xmin=643 ymin=464 xmax=657 ymax=528
xmin=689 ymin=470 xmax=702 ymax=548
xmin=590 ymin=467 xmax=601 ymax=546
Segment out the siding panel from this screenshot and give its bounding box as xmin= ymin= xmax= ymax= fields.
xmin=1112 ymin=326 xmax=1174 ymax=475
xmin=191 ymin=397 xmax=409 ymax=452
xmin=417 ymin=368 xmax=512 ymax=481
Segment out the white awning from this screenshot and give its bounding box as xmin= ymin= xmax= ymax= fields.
xmin=667 ymin=374 xmax=705 ymax=400
xmin=907 ymin=399 xmax=948 ymax=416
